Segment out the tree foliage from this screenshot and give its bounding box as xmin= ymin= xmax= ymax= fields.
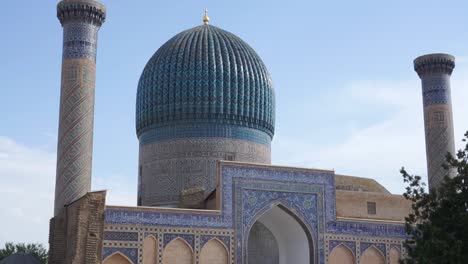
xmin=0 ymin=242 xmax=48 ymax=264
xmin=401 ymin=132 xmax=468 ymax=264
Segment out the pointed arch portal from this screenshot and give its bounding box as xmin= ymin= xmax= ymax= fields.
xmin=247 ymin=204 xmax=314 ymax=264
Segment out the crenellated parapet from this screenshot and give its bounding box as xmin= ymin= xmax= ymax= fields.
xmin=57 ymin=0 xmax=106 ymax=26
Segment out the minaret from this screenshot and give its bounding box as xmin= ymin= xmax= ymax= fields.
xmin=54 ymin=0 xmax=105 ymax=215
xmin=414 ymin=53 xmax=456 ymax=190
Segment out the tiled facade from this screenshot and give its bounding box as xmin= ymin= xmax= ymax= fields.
xmin=49 ymin=2 xmax=446 ymax=264
xmin=103 ymin=163 xmax=407 ymax=264
xmin=138 ymin=137 xmax=270 ymax=206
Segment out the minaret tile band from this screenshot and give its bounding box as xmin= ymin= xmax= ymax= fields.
xmin=414 ymin=53 xmax=456 ymax=190
xmin=54 ymin=0 xmax=105 ymax=215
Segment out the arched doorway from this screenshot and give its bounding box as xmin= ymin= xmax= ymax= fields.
xmin=247 ymin=204 xmax=314 ymax=264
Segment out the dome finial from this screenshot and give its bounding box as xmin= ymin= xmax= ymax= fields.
xmin=203 ymin=8 xmax=210 ymax=25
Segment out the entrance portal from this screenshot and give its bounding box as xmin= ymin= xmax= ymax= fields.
xmin=247 ymin=204 xmax=314 ymax=264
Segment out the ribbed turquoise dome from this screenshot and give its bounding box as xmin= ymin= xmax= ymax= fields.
xmin=136 ymin=25 xmax=275 ymax=141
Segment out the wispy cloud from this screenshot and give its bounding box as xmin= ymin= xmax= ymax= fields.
xmin=0 ymin=137 xmax=136 ymax=246
xmin=273 ymin=62 xmax=468 ymax=194
xmin=0 ymin=137 xmax=55 ymax=246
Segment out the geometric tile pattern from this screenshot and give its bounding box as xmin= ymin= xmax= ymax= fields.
xmin=329 ymin=240 xmax=356 ymax=255
xmin=326 ymin=221 xmax=406 ymax=238
xmin=138 ymin=137 xmax=270 ymax=206
xmin=104 ymin=231 xmax=138 ymax=241
xmin=163 ymin=233 xmax=195 ymax=249
xmin=104 ymin=163 xmax=408 ymax=263
xmin=414 ymin=53 xmax=456 ymax=189
xmin=54 ymin=0 xmax=105 ymax=215
xmin=139 ymin=123 xmax=272 ymax=146
xmin=200 ymin=235 xmax=230 ymax=249
xmin=136 ymin=25 xmax=275 ymax=139
xmin=361 ymin=242 xmax=386 ymax=256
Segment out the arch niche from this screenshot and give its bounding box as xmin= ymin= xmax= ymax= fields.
xmin=389 ymin=247 xmax=401 ymax=264
xmin=247 ymin=203 xmax=315 ymax=264
xmin=143 ymin=235 xmax=158 ymax=264
xmin=360 ymin=246 xmax=385 ymax=264
xmin=199 ymin=238 xmax=229 ymax=264
xmin=102 ymin=252 xmax=133 ymax=264
xmin=328 ymin=244 xmax=355 ymax=264
xmin=162 ymin=237 xmax=193 ymax=264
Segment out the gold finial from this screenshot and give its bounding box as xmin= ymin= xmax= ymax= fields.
xmin=203 ymin=8 xmax=210 ymax=25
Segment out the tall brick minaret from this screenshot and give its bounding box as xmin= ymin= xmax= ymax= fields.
xmin=414 ymin=53 xmax=456 ymax=190
xmin=54 ymin=0 xmax=106 ymax=215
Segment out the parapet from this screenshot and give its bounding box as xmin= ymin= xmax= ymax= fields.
xmin=414 ymin=53 xmax=455 ymax=77
xmin=57 ymin=0 xmax=106 ymax=26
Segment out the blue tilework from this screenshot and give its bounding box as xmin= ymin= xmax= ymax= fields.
xmin=360 ymin=242 xmax=386 ymax=257
xmin=327 ymin=221 xmax=407 ymax=238
xmin=235 ymin=184 xmax=323 ymax=264
xmin=103 ymin=247 xmax=138 ymax=264
xmin=163 ymin=233 xmax=195 ymax=249
xmin=62 ymin=22 xmax=99 ymax=60
xmin=329 ymin=240 xmax=356 ymax=255
xmin=104 ymin=163 xmax=408 ymax=263
xmin=105 ymin=164 xmax=335 ymax=229
xmin=103 ymin=231 xmax=138 ymax=241
xmin=200 ymin=235 xmax=230 ymax=249
xmin=139 ymin=123 xmax=271 ymax=146
xmin=421 ymin=75 xmax=452 ymax=106
xmin=136 ymin=25 xmax=275 ymax=139
xmin=390 ymin=244 xmax=402 ymax=252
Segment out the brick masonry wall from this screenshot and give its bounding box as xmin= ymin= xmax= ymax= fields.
xmin=48 ymin=191 xmax=106 ymax=264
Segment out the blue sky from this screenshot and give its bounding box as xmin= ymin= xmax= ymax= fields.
xmin=1 ymin=0 xmax=467 ymax=246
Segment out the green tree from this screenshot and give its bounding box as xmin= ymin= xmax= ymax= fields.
xmin=401 ymin=132 xmax=468 ymax=264
xmin=0 ymin=242 xmax=48 ymax=264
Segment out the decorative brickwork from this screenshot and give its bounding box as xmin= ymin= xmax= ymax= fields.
xmin=54 ymin=0 xmax=105 ymax=215
xmin=138 ymin=138 xmax=270 ymax=206
xmin=48 ymin=191 xmax=106 ymax=264
xmin=414 ymin=53 xmax=456 ymax=189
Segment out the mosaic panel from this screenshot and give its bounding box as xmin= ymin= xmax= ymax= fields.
xmin=104 ymin=231 xmax=138 ymax=241
xmin=200 ymin=235 xmax=231 ymax=249
xmin=327 ymin=221 xmax=406 ymax=238
xmin=62 ymin=22 xmax=99 ymax=60
xmin=105 ymin=163 xmax=411 ymax=264
xmin=139 ymin=123 xmax=272 ymax=146
xmin=421 ymin=75 xmax=452 ymax=106
xmin=163 ymin=233 xmax=195 ymax=249
xmin=329 ymin=240 xmax=356 ymax=255
xmin=136 ymin=25 xmax=275 ymax=139
xmin=361 ymin=242 xmax=386 ymax=257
